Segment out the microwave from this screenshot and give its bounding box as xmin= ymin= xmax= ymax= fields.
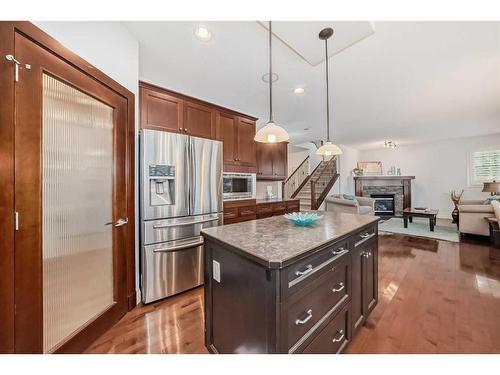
xmin=223 ymin=173 xmax=256 ymax=200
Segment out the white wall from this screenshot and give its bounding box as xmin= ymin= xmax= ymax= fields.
xmin=34 ymin=21 xmax=142 ymax=301
xmin=359 ymin=134 xmax=500 ymax=218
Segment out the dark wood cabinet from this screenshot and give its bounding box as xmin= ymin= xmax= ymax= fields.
xmin=216 ymin=112 xmax=257 ymax=173
xmin=140 ymin=86 xmax=183 ymax=133
xmin=203 ymin=221 xmax=379 ymax=354
xmin=139 ymin=82 xmax=258 ymax=173
xmin=232 ymin=199 xmax=300 ymax=221
xmin=183 ymin=100 xmax=215 ymax=139
xmin=256 ymin=142 xmax=288 ymax=180
xmin=215 ymin=111 xmax=238 ymax=166
xmin=350 ymin=228 xmax=378 ymax=334
xmin=236 ymin=117 xmax=257 ymax=167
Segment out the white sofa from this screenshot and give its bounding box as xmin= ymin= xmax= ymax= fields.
xmin=325 ymin=195 xmax=375 ymax=215
xmin=457 ymin=199 xmax=495 ymax=236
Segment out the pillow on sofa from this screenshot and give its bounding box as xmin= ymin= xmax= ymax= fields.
xmin=484 ymin=195 xmax=500 ymax=204
xmin=343 ymin=194 xmax=356 ymax=201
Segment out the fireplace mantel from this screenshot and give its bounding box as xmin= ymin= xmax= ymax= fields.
xmin=354 ymin=175 xmax=415 ymax=214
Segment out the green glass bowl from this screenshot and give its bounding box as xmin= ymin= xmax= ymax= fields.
xmin=284 ymin=212 xmax=323 ymax=227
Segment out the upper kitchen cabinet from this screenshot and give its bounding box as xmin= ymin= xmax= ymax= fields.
xmin=183 ymin=100 xmax=215 ymax=139
xmin=140 ymin=85 xmax=183 ymax=133
xmin=215 ymin=111 xmax=237 ymax=165
xmin=236 ymin=117 xmax=257 ymax=168
xmin=256 ymin=142 xmax=288 ymax=180
xmin=216 ymin=111 xmax=257 ymax=173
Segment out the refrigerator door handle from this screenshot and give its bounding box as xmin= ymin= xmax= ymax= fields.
xmin=152 ymin=236 xmax=204 ymax=253
xmin=152 ymin=217 xmax=220 ymax=229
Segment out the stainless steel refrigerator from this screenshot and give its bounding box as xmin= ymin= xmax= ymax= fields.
xmin=140 ymin=129 xmax=223 ymax=303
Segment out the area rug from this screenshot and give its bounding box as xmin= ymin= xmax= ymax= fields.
xmin=378 ymin=217 xmax=459 ymax=242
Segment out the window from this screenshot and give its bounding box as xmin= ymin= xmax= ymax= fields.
xmin=469 ymin=148 xmax=500 ymax=186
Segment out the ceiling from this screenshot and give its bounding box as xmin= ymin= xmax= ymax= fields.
xmin=124 ymin=21 xmax=500 ymax=150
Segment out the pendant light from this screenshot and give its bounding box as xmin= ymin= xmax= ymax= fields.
xmin=316 ymin=28 xmax=342 ymax=156
xmin=254 ymin=21 xmax=290 ymax=143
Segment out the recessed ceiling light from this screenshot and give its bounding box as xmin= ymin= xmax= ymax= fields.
xmin=194 ymin=27 xmax=212 ymax=42
xmin=294 ymin=87 xmax=305 ymax=94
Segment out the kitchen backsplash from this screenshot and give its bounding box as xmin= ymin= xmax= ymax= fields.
xmin=256 ymin=181 xmax=283 ymax=200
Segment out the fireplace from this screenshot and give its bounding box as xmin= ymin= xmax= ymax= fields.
xmin=371 ymin=193 xmax=395 ymax=216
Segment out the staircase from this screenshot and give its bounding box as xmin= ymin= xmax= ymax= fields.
xmin=283 ymin=155 xmax=340 ymax=210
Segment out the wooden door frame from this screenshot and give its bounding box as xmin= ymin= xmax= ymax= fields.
xmin=0 ymin=21 xmax=136 ymax=354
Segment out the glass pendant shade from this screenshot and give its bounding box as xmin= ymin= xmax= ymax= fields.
xmin=316 ymin=141 xmax=342 ymax=156
xmin=254 ymin=120 xmax=290 ymax=143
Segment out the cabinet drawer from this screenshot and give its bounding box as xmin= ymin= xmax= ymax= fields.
xmin=256 ymin=204 xmax=273 ymax=214
xmin=301 ymin=304 xmax=351 ymax=354
xmin=272 ymin=203 xmax=287 ymax=212
xmin=352 ymin=224 xmax=377 ymax=247
xmin=281 ymin=240 xmax=349 ymax=299
xmin=285 ymin=255 xmax=351 ymax=352
xmin=223 ymin=207 xmax=238 ymax=220
xmin=239 ymin=205 xmax=257 ymax=217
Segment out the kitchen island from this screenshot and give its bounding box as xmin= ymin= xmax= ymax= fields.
xmin=201 ymin=212 xmax=380 ymax=354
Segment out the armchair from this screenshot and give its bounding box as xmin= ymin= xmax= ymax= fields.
xmin=457 ymin=199 xmax=495 ymax=236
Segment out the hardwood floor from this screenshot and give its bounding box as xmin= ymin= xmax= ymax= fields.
xmin=85 ymin=233 xmax=500 ymax=354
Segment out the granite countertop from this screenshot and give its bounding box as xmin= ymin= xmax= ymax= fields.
xmin=201 ymin=212 xmax=380 ymax=269
xmin=255 ymin=197 xmax=299 ymax=205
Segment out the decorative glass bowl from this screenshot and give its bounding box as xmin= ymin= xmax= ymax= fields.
xmin=284 ymin=212 xmax=323 ymax=227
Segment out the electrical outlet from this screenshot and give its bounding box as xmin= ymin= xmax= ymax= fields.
xmin=213 ymin=260 xmax=221 ymax=283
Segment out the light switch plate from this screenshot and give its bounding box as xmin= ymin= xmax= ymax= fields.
xmin=213 ymin=260 xmax=221 ymax=283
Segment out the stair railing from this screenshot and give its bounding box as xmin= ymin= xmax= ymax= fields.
xmin=282 ymin=156 xmax=310 ymax=199
xmin=310 ymin=155 xmax=339 ymax=209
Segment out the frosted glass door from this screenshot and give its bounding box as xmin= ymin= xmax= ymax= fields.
xmin=42 ymin=74 xmax=114 ymax=353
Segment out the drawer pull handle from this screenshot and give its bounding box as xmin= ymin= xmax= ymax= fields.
xmin=332 ymin=247 xmax=346 ymax=256
xmin=363 ymin=251 xmax=372 ymax=258
xmin=332 ymin=282 xmax=345 ymax=293
xmin=295 ymin=309 xmax=313 ymax=325
xmin=332 ymin=329 xmax=345 ymax=343
xmin=295 ymin=264 xmax=313 ymax=276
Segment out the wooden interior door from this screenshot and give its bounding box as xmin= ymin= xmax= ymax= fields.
xmin=236 ymin=117 xmax=256 ymax=166
xmin=13 ymin=30 xmax=129 ymax=353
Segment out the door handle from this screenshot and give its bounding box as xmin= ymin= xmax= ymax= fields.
xmin=295 ymin=309 xmax=313 ymax=325
xmin=332 ymin=247 xmax=347 ymax=256
xmin=332 ymin=329 xmax=345 ymax=343
xmin=114 ymin=218 xmax=128 ymax=227
xmin=295 ymin=264 xmax=313 ymax=276
xmin=331 ymin=282 xmax=345 ymax=293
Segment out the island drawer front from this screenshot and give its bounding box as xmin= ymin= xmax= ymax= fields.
xmin=284 ymin=254 xmax=351 ymax=351
xmin=301 ymin=304 xmax=351 ymax=354
xmin=282 ymin=240 xmax=349 ymax=299
xmin=352 ymin=224 xmax=377 ymax=247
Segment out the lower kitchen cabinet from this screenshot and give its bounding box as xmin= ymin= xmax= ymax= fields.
xmin=227 ymin=199 xmax=300 ymax=221
xmin=203 ymin=221 xmax=379 ymax=354
xmin=350 ymin=228 xmax=378 ymax=334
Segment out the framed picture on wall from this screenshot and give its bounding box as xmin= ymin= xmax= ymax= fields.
xmin=357 ymin=161 xmax=383 ymax=176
